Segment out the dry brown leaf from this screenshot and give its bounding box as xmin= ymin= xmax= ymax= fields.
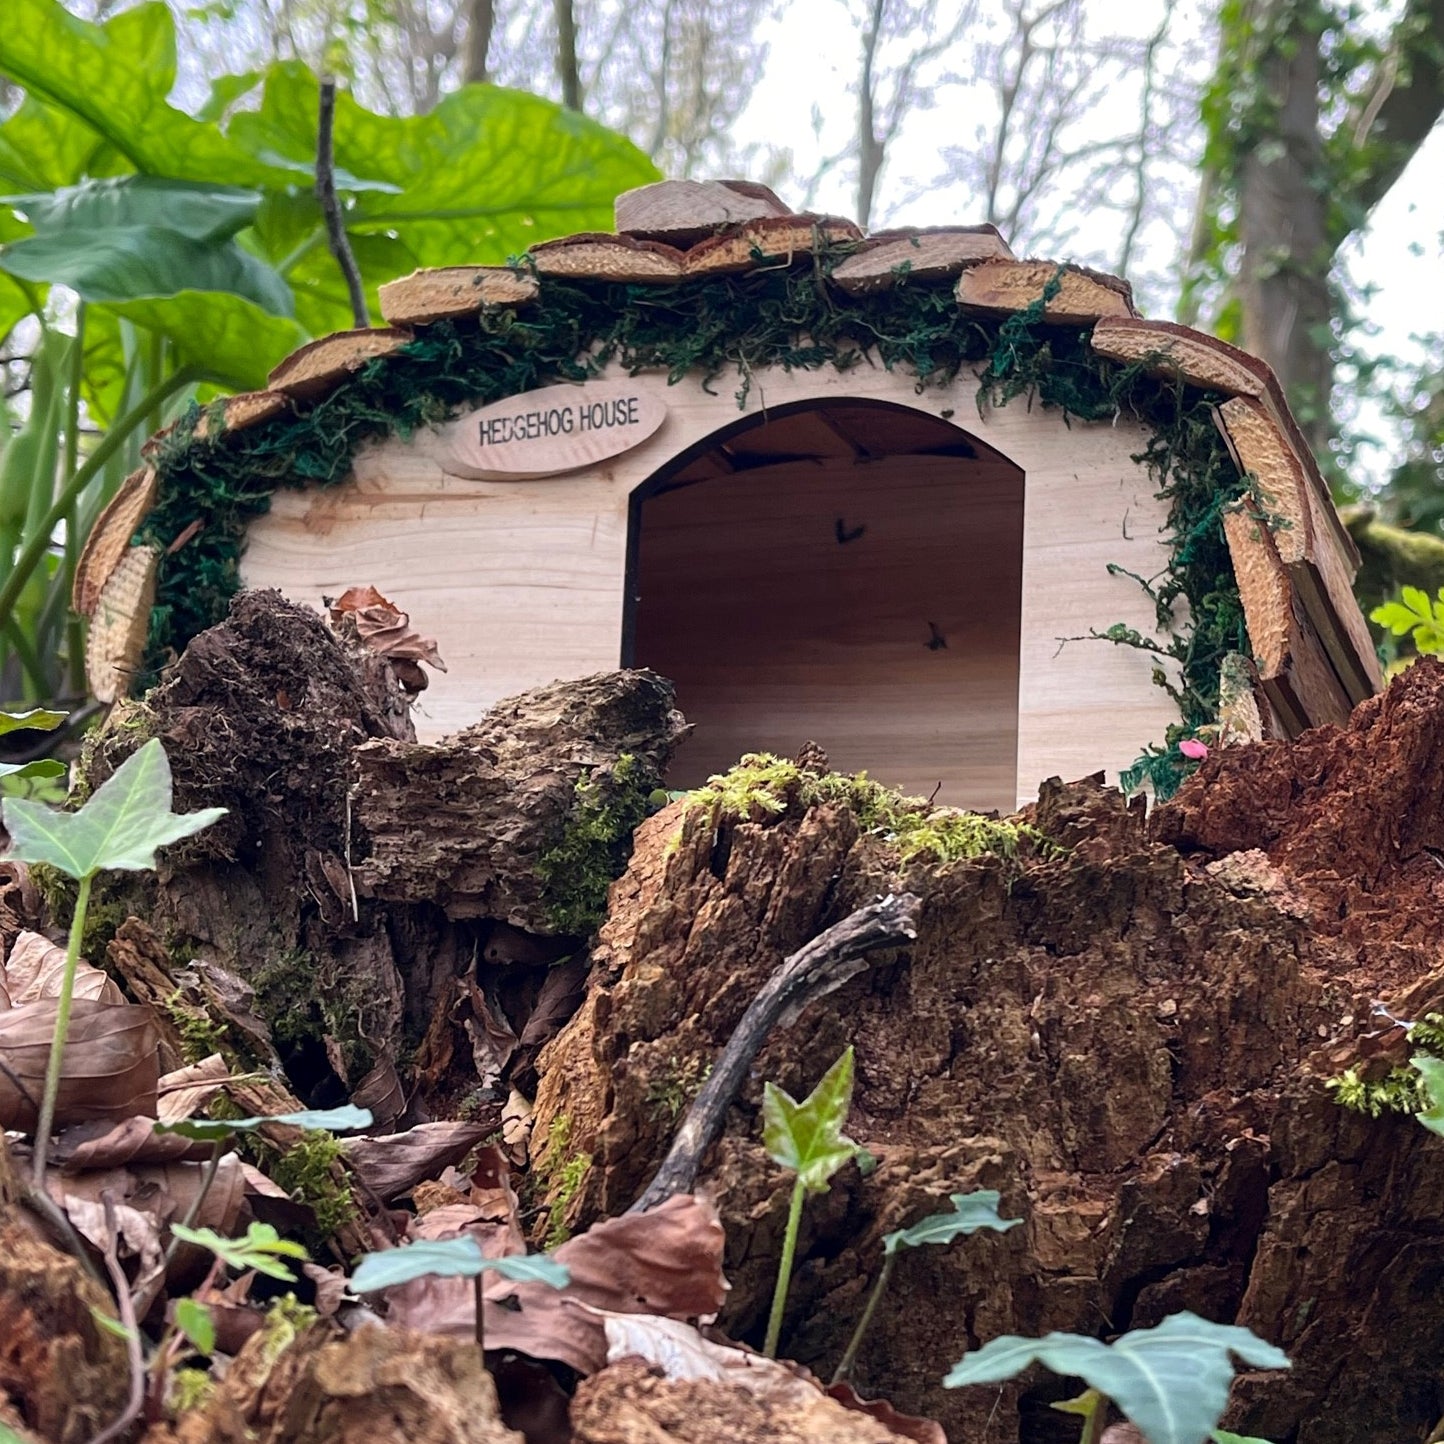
xmin=517 ymin=956 xmax=587 ymax=1050
xmin=51 ymin=1115 xmax=214 ymax=1169
xmin=303 ymin=1262 xmax=349 ymax=1317
xmin=0 ymin=999 xmax=159 ymax=1131
xmin=329 ymin=585 xmax=447 ymax=691
xmin=382 ymin=1194 xmax=727 ymax=1376
xmin=823 ymin=1381 xmax=949 ymax=1444
xmin=464 ymin=980 xmax=518 ymax=1092
xmin=156 ymin=1053 xmax=230 ymax=1119
xmin=500 ymin=1089 xmax=533 ymax=1165
xmin=2 ymin=930 xmax=124 ymax=1006
xmin=52 ymin=1154 xmax=247 ymax=1237
xmin=353 ymin=1057 xmax=406 ymax=1128
xmin=341 ymin=1121 xmax=493 ymax=1201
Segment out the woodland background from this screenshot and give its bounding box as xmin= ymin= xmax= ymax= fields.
xmin=0 ymin=0 xmax=1442 ymax=715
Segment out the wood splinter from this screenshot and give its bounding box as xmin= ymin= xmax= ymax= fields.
xmin=629 ymin=891 xmax=923 ymax=1213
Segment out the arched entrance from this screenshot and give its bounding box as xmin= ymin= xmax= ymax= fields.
xmin=625 ymin=400 xmax=1024 ymax=811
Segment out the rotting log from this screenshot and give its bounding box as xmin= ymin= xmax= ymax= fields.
xmin=529 ymin=669 xmax=1444 ymax=1443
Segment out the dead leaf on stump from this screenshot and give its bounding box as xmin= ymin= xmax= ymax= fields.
xmin=341 ymin=1121 xmax=494 ymax=1202
xmin=3 ymin=930 xmax=124 ymax=1005
xmin=328 ymin=585 xmax=446 ymax=694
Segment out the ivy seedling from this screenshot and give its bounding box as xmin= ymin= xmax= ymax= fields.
xmin=170 ymin=1221 xmax=310 ymax=1282
xmin=832 ymin=1189 xmax=1022 ymax=1384
xmin=350 ymin=1236 xmax=570 ymax=1351
xmin=944 ymin=1310 xmax=1290 ymax=1444
xmin=761 ymin=1044 xmax=859 ymax=1359
xmin=1 ymin=737 xmax=225 ymax=1181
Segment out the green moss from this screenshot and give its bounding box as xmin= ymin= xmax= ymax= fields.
xmin=646 ymin=1054 xmax=711 ymax=1125
xmin=674 ymin=753 xmax=1056 ymax=868
xmin=536 ymin=752 xmax=658 ymax=934
xmin=1327 ymin=1013 xmax=1444 ymax=1119
xmin=166 ymin=1367 xmax=214 ymax=1417
xmin=167 ymin=988 xmax=233 ymax=1064
xmin=248 ymin=947 xmax=378 ymax=1080
xmin=269 ymin=1132 xmax=358 ymax=1237
xmin=534 ymin=1114 xmax=591 ymax=1248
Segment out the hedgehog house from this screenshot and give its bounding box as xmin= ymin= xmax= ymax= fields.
xmin=78 ymin=178 xmax=1381 ymax=810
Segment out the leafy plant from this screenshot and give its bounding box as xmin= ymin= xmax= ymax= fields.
xmin=0 ymin=705 xmax=65 ymax=784
xmin=0 ymin=735 xmax=225 ymax=1179
xmin=761 ymin=1044 xmax=860 ymax=1359
xmin=171 ymin=1297 xmax=215 ymax=1357
xmin=831 ymin=1189 xmax=1022 ymax=1385
xmin=1371 ymin=587 xmax=1444 ymax=657
xmin=170 ymin=1221 xmax=309 ymax=1282
xmin=0 ymin=0 xmax=658 ymax=710
xmin=1412 ymin=1052 xmax=1444 ymax=1137
xmin=944 ymin=1311 xmax=1290 ymax=1444
xmin=350 ymin=1235 xmax=569 ymax=1351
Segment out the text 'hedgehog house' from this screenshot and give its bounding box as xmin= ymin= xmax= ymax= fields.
xmin=78 ymin=179 xmax=1381 ymax=810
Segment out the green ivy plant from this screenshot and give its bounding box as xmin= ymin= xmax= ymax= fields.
xmin=761 ymin=1044 xmax=860 ymax=1359
xmin=832 ymin=1189 xmax=1022 ymax=1385
xmin=0 ymin=706 xmax=65 ymax=785
xmin=1 ymin=736 xmax=225 ymax=1180
xmin=944 ymin=1311 xmax=1289 ymax=1444
xmin=350 ymin=1235 xmax=570 ymax=1352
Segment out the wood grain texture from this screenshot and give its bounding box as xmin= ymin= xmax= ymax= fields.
xmin=829 ymin=227 xmax=1013 ymax=293
xmin=73 ymin=466 xmax=156 ymax=616
xmin=957 ymin=260 xmax=1137 ymax=323
xmin=615 ymin=178 xmax=791 ymax=246
xmin=528 ymin=234 xmax=686 ymax=282
xmin=86 ymin=544 xmax=159 ymax=704
xmin=378 ymin=266 xmax=539 ymax=325
xmin=192 ymin=389 xmax=290 ymax=441
xmin=683 ymin=216 xmax=863 ymax=276
xmin=268 ymin=327 xmax=413 ymax=399
xmin=242 ymin=363 xmax=1181 ymax=808
xmin=1090 ymin=318 xmax=1268 ymax=400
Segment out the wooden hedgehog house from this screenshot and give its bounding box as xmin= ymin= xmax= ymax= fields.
xmin=76 ymin=178 xmax=1380 ymax=811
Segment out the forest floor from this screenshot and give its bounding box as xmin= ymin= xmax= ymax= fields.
xmin=4 ymin=589 xmax=1444 ymax=1444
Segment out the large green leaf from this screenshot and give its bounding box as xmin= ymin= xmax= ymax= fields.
xmin=0 ymin=229 xmax=292 ymax=315
xmin=8 ymin=176 xmax=261 ymax=244
xmin=231 ymin=63 xmax=660 ymax=269
xmin=350 ymin=1235 xmax=571 ymax=1293
xmin=762 ymin=1046 xmax=859 ymax=1194
xmin=156 ymin=1105 xmax=373 ymax=1141
xmin=1 ymin=736 xmax=226 ymax=879
xmin=0 ymin=96 xmax=107 ymax=192
xmin=1413 ymin=1053 xmax=1444 ymax=1136
xmin=945 ymin=1312 xmax=1290 ymax=1444
xmin=0 ymin=0 xmax=304 ymax=186
xmin=883 ymin=1190 xmax=1023 ymax=1256
xmin=109 ymin=291 xmax=305 ymax=391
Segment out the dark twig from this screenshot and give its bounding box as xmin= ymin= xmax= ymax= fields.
xmin=316 ymin=77 xmax=369 ymax=329
xmin=629 ymin=892 xmax=923 ymax=1213
xmin=91 ymin=1192 xmax=146 ymax=1444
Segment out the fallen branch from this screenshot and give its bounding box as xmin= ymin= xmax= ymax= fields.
xmin=629 ymin=892 xmax=923 ymax=1213
xmin=90 ymin=1193 xmax=145 ymax=1444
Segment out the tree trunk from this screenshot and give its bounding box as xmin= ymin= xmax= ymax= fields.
xmin=554 ymin=0 xmax=582 ymax=111
xmin=462 ymin=0 xmax=496 ymax=84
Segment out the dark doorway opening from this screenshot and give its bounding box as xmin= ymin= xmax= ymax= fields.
xmin=625 ymin=400 xmax=1024 ymax=811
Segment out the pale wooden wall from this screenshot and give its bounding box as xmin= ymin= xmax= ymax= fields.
xmin=242 ymin=362 xmax=1179 ymax=808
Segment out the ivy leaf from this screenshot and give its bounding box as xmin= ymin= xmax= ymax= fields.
xmin=173 ymin=1297 xmax=215 ymax=1356
xmin=1 ymin=736 xmax=226 ymax=880
xmin=0 ymin=758 xmax=65 ymax=781
xmin=762 ymin=1045 xmax=859 ymax=1193
xmin=170 ymin=1221 xmax=309 ymax=1282
xmin=883 ymin=1190 xmax=1023 ymax=1256
xmin=349 ymin=1235 xmax=571 ymax=1293
xmin=156 ymin=1104 xmax=372 ymax=1141
xmin=944 ymin=1312 xmax=1290 ymax=1444
xmin=1412 ymin=1053 xmax=1444 ymax=1137
xmin=1212 ymin=1433 xmax=1274 ymax=1443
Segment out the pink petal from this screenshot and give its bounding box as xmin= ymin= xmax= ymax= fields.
xmin=1178 ymin=739 xmax=1209 ymax=760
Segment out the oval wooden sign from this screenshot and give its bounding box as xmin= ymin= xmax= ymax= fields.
xmin=431 ymin=378 xmax=667 ymax=480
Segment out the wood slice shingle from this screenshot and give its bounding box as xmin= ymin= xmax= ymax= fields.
xmin=72 ymin=467 xmax=157 ymax=617
xmin=268 ymin=327 xmax=414 ymax=401
xmin=192 ymin=390 xmax=290 ymax=442
xmin=528 ymin=234 xmax=686 ymax=283
xmin=378 ymin=266 xmax=539 ymax=325
xmin=615 ymin=179 xmax=792 ymax=247
xmin=1090 ymin=318 xmax=1267 ymax=400
xmin=683 ymin=215 xmax=864 ymax=276
xmin=957 ymin=260 xmax=1137 ymax=323
xmin=829 ymin=226 xmax=1014 ymax=293
xmin=86 ymin=544 xmax=160 ymax=704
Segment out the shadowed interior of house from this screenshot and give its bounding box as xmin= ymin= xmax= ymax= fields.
xmin=626 ymin=399 xmax=1025 ymax=811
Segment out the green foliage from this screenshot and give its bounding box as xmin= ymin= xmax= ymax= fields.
xmin=1371 ymin=587 xmax=1444 ymax=655
xmin=536 ymin=753 xmax=658 ymax=934
xmin=763 ymin=1046 xmax=860 ymax=1194
xmin=762 ymin=1046 xmax=859 ymax=1359
xmin=172 ymin=1298 xmax=216 ymax=1357
xmin=1412 ymin=1052 xmax=1444 ymax=1137
xmin=1 ymin=736 xmax=225 ymax=878
xmin=170 ymin=1221 xmax=309 ymax=1282
xmin=535 ymin=1114 xmax=591 ymax=1249
xmin=155 ymin=1103 xmax=372 ymax=1140
xmin=349 ymin=1235 xmax=570 ymax=1293
xmin=679 ymin=753 xmax=1054 ymax=868
xmin=944 ymin=1311 xmax=1290 ymax=1444
xmin=0 ymin=706 xmax=65 ymax=783
xmin=166 ymin=1367 xmax=214 ymax=1416
xmin=0 ymin=0 xmax=656 ymax=709
xmin=883 ymin=1190 xmax=1022 ymax=1255
xmin=1327 ymin=1012 xmax=1444 ymax=1119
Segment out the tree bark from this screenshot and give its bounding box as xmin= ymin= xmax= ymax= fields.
xmin=554 ymin=0 xmax=582 ymax=111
